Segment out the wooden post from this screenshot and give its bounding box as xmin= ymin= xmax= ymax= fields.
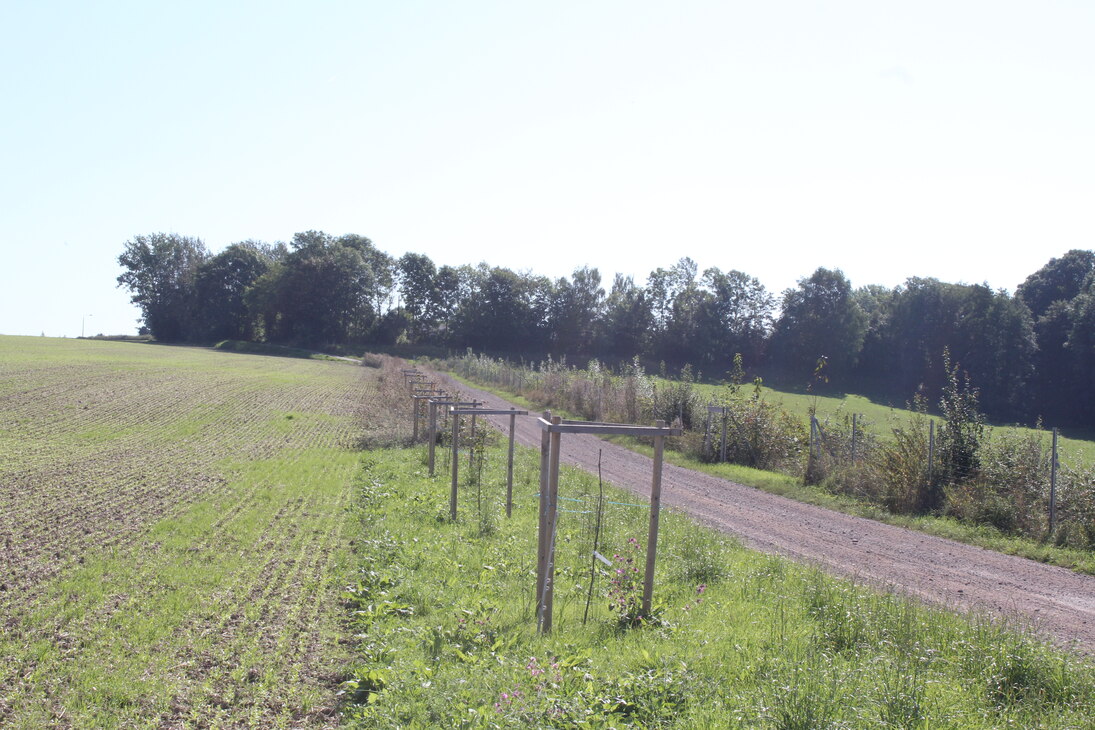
xmin=469 ymin=413 xmax=477 ymax=469
xmin=541 ymin=416 xmax=562 ymax=633
xmin=807 ymin=415 xmax=818 ymax=477
xmin=411 ymin=391 xmax=445 ymax=444
xmin=851 ymin=413 xmax=858 ymax=463
xmin=428 ymin=400 xmax=438 ymax=476
xmin=928 ymin=420 xmax=935 ymax=485
xmin=450 ymin=410 xmax=460 ymax=520
xmin=506 ymin=409 xmax=516 ymax=518
xmin=536 ymin=411 xmax=552 ymax=614
xmin=1050 ymin=427 xmax=1059 ymax=534
xmin=641 ymin=420 xmax=666 ymax=617
xmin=719 ymin=409 xmax=728 ymax=462
xmin=703 ymin=404 xmax=712 ymax=458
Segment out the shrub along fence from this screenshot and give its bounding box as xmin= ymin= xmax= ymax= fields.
xmin=438 ymin=352 xmax=1095 ymax=551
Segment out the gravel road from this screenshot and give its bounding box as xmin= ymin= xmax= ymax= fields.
xmin=437 ymin=372 xmax=1095 ymax=655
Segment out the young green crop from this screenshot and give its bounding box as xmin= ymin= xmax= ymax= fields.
xmin=0 ymin=335 xmax=412 ymax=727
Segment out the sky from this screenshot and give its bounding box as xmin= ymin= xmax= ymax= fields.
xmin=1 ymin=1 xmax=1092 ymax=338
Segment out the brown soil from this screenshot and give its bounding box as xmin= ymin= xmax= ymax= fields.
xmin=440 ymin=373 xmax=1095 ymax=656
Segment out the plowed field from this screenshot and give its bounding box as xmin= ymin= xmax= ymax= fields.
xmin=0 ymin=337 xmax=409 ymax=727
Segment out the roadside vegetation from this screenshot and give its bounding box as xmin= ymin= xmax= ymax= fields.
xmin=339 ymin=437 xmax=1095 ymax=727
xmin=438 ymin=352 xmax=1095 ymax=574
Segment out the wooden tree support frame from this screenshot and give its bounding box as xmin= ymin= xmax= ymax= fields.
xmin=703 ymin=404 xmax=733 ymax=462
xmin=426 ymin=398 xmax=483 ymax=476
xmin=447 ymin=406 xmax=528 ymax=520
xmin=446 ymin=407 xmax=529 ymax=519
xmin=535 ymin=412 xmax=681 ymax=633
xmin=405 ymin=374 xmax=429 ymax=394
xmin=410 ymin=388 xmax=446 ymax=441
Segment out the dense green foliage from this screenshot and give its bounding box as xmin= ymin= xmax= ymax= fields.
xmin=118 ymin=234 xmax=1095 ymax=426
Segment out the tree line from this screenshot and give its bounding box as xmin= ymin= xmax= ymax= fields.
xmin=116 ymin=232 xmax=1095 ymax=427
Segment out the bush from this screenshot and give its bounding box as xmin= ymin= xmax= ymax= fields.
xmin=1056 ymin=460 xmax=1095 ymax=549
xmin=701 ymin=381 xmax=806 ymax=474
xmin=934 ymin=350 xmax=984 ymax=504
xmin=874 ymin=413 xmax=932 ymax=514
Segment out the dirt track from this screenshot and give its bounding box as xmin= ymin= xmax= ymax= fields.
xmin=439 ymin=373 xmax=1095 ymax=655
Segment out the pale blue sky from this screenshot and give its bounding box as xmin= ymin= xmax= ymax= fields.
xmin=2 ymin=1 xmax=1092 ymax=337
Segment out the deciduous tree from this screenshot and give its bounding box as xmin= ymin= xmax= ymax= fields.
xmin=768 ymin=267 xmax=866 ymax=385
xmin=116 ymin=233 xmax=208 ymax=341
xmin=1017 ymin=249 xmax=1095 ymax=319
xmin=192 ymin=241 xmax=273 ymax=341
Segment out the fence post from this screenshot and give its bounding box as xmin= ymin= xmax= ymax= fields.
xmin=450 ymin=411 xmax=460 ymax=520
xmin=641 ymin=420 xmax=667 ymax=618
xmin=469 ymin=414 xmax=477 ymax=469
xmin=703 ymin=403 xmax=712 ymax=458
xmin=506 ymin=409 xmax=516 ymax=518
xmin=808 ymin=415 xmax=818 ymax=477
xmin=540 ymin=416 xmax=562 ymax=634
xmin=928 ymin=420 xmax=935 ymax=484
xmin=719 ymin=410 xmax=728 ymax=463
xmin=851 ymin=413 xmax=858 ymax=463
xmin=536 ymin=411 xmax=551 ymax=616
xmin=428 ymin=400 xmax=438 ymax=476
xmin=1050 ymin=427 xmax=1059 ymax=535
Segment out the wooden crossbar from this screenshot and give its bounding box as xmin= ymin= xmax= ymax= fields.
xmin=427 ymin=400 xmax=483 ymax=476
xmin=537 ymin=418 xmax=682 ymax=437
xmin=446 ymin=406 xmax=525 ymax=521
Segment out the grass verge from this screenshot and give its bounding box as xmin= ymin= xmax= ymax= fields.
xmin=340 ymin=441 xmax=1095 ymax=727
